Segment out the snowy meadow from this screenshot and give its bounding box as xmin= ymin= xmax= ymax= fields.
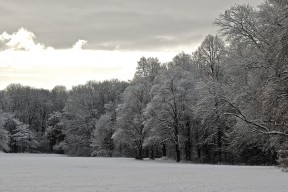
xmin=0 ymin=153 xmax=287 ymax=192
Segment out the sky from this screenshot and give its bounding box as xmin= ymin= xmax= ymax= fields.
xmin=0 ymin=0 xmax=263 ymax=90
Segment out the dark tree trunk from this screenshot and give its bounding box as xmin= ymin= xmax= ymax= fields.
xmin=195 ymin=119 xmax=201 ymax=161
xmin=162 ymin=144 xmax=167 ymax=157
xmin=197 ymin=147 xmax=201 ymax=160
xmin=150 ymin=147 xmax=154 ymax=160
xmin=185 ymin=141 xmax=192 ymax=161
xmin=185 ymin=119 xmax=192 ymax=161
xmin=146 ymin=148 xmax=149 ymax=158
xmin=217 ymin=125 xmax=222 ymax=163
xmin=215 ymin=100 xmax=222 ymax=163
xmin=136 ymin=145 xmax=143 ymax=160
xmin=176 ymin=143 xmax=181 ymax=162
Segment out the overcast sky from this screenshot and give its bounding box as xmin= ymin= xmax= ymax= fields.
xmin=0 ymin=0 xmax=263 ymax=90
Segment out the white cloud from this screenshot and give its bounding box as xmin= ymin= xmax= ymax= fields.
xmin=0 ymin=28 xmax=87 ymax=52
xmin=0 ymin=28 xmax=45 ymax=51
xmin=72 ymin=39 xmax=87 ymax=50
xmin=0 ymin=28 xmax=177 ymax=90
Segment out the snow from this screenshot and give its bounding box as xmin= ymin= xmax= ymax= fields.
xmin=0 ymin=154 xmax=287 ymax=192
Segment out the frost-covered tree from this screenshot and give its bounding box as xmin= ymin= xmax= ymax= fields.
xmin=172 ymin=52 xmax=194 ymax=72
xmin=45 ymin=112 xmax=65 ymax=153
xmin=0 ymin=0 xmax=287 ymax=167
xmin=213 ymin=0 xmax=288 ymax=164
xmin=5 ymin=84 xmax=53 ymax=134
xmin=51 ymin=85 xmax=68 ymax=112
xmin=3 ymin=84 xmax=54 ymax=153
xmin=11 ymin=123 xmax=38 ymax=152
xmin=145 ymin=67 xmax=196 ymax=162
xmin=193 ymin=35 xmax=226 ymax=81
xmin=63 ymin=80 xmax=127 ymax=156
xmin=62 ymin=84 xmax=99 ymax=156
xmin=114 ymin=78 xmax=152 ymax=159
xmin=0 ymin=111 xmax=9 ymax=152
xmin=194 ymin=79 xmax=238 ymax=163
xmin=1 ymin=112 xmax=38 ymax=153
xmin=191 ymin=34 xmax=231 ymax=163
xmin=215 ymin=1 xmax=288 ymax=137
xmin=134 ymin=57 xmax=161 ymax=80
xmin=278 ymin=141 xmax=288 ymax=170
xmin=2 ymin=116 xmax=19 ymax=152
xmin=91 ymin=102 xmax=116 ymax=157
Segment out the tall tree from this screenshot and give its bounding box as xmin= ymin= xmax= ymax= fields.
xmin=0 ymin=110 xmax=9 ymax=152
xmin=114 ymin=78 xmax=152 ymax=159
xmin=51 ymin=86 xmax=68 ymax=112
xmin=63 ymin=80 xmax=128 ymax=156
xmin=62 ymin=84 xmax=98 ymax=156
xmin=145 ymin=67 xmax=196 ymax=162
xmin=91 ymin=102 xmax=116 ymax=157
xmin=193 ymin=35 xmax=226 ymax=81
xmin=213 ymin=1 xmax=288 ymax=165
xmin=134 ymin=57 xmax=161 ymax=80
xmin=45 ymin=112 xmax=65 ymax=153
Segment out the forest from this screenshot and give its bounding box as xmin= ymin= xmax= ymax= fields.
xmin=0 ymin=0 xmax=287 ymax=168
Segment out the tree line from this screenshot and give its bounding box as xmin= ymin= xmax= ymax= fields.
xmin=0 ymin=0 xmax=287 ymax=167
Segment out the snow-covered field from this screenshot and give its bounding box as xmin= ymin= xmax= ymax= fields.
xmin=0 ymin=153 xmax=287 ymax=192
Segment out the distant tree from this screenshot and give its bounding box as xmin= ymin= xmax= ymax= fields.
xmin=5 ymin=84 xmax=53 ymax=148
xmin=113 ymin=78 xmax=152 ymax=159
xmin=194 ymin=80 xmax=238 ymax=163
xmin=91 ymin=102 xmax=116 ymax=157
xmin=62 ymin=84 xmax=98 ymax=156
xmin=51 ymin=86 xmax=68 ymax=112
xmin=145 ymin=67 xmax=196 ymax=162
xmin=172 ymin=52 xmax=194 ymax=72
xmin=63 ymin=80 xmax=128 ymax=156
xmin=45 ymin=112 xmax=65 ymax=153
xmin=1 ymin=112 xmax=38 ymax=153
xmin=11 ymin=123 xmax=38 ymax=152
xmin=191 ymin=34 xmax=230 ymax=163
xmin=0 ymin=111 xmax=9 ymax=152
xmin=134 ymin=57 xmax=161 ymax=80
xmin=193 ymin=35 xmax=226 ymax=81
xmin=2 ymin=116 xmax=18 ymax=152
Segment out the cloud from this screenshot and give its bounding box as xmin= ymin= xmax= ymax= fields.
xmin=0 ymin=28 xmax=178 ymax=90
xmin=0 ymin=28 xmax=45 ymax=51
xmin=72 ymin=39 xmax=87 ymax=50
xmin=0 ymin=0 xmax=263 ymax=51
xmin=0 ymin=28 xmax=87 ymax=52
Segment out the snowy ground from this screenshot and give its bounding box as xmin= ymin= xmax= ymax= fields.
xmin=0 ymin=153 xmax=287 ymax=192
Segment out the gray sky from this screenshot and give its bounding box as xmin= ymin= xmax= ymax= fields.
xmin=0 ymin=0 xmax=264 ymax=90
xmin=0 ymin=0 xmax=263 ymax=51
